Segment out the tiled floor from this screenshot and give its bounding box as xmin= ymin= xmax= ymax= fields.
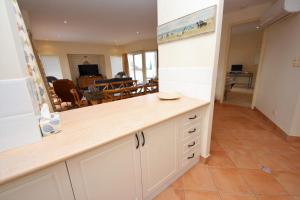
xmin=155 ymin=103 xmax=300 ymax=200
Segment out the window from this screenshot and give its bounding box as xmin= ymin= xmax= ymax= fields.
xmin=145 ymin=51 xmax=157 ymax=80
xmin=127 ymin=51 xmax=158 ymax=83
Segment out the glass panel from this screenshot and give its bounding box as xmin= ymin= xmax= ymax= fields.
xmin=127 ymin=54 xmax=135 ymax=79
xmin=134 ymin=54 xmax=143 ymax=83
xmin=145 ymin=51 xmax=157 ymax=80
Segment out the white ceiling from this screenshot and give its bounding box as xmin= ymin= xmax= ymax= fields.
xmin=231 ymin=21 xmax=261 ymax=35
xmin=18 ymin=0 xmax=273 ymax=45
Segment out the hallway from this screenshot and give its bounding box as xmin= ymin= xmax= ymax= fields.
xmin=155 ymin=103 xmax=300 ymax=200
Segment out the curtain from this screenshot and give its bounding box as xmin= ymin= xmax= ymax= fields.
xmin=122 ymin=53 xmax=129 ymax=76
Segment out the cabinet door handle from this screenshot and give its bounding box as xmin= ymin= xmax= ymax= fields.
xmin=188 ymin=141 xmax=196 ymax=147
xmin=141 ymin=131 xmax=145 ymax=146
xmin=135 ymin=134 xmax=139 ymax=149
xmin=188 ymin=128 xmax=196 ymax=134
xmin=189 ymin=115 xmax=197 ymax=120
xmin=187 ymin=153 xmax=195 ymax=159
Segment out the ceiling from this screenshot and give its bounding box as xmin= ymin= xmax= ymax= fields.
xmin=18 ymin=0 xmax=273 ymax=45
xmin=231 ymin=21 xmax=261 ymax=35
xmin=224 ymin=0 xmax=273 ymax=14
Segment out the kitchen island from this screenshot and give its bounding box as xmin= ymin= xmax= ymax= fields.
xmin=0 ymin=94 xmax=209 ymax=200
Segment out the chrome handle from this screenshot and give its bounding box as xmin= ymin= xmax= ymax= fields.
xmin=188 ymin=141 xmax=196 ymax=148
xmin=188 ymin=128 xmax=196 ymax=134
xmin=187 ymin=153 xmax=195 ymax=159
xmin=189 ymin=115 xmax=197 ymax=120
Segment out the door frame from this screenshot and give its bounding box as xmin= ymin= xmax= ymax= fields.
xmin=219 ymin=18 xmax=264 ymax=109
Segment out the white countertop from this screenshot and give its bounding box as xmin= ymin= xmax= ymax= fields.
xmin=0 ymin=94 xmax=209 ymax=185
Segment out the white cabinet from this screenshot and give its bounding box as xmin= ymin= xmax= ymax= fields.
xmin=0 ymin=162 xmax=74 ymax=200
xmin=140 ymin=119 xmax=178 ymax=200
xmin=66 ymin=135 xmax=142 ymax=200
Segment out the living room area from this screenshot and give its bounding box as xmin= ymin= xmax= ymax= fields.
xmin=18 ymin=0 xmax=158 ymax=111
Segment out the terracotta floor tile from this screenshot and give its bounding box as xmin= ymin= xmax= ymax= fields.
xmin=211 ymin=140 xmax=224 ymax=151
xmin=209 ymin=168 xmax=251 ymax=193
xmin=226 ymin=149 xmax=261 ymax=169
xmin=220 ymin=193 xmax=256 ymax=200
xmin=171 ymin=176 xmax=184 ymax=190
xmin=154 ymin=187 xmax=184 ymax=200
xmin=182 ymin=164 xmax=216 ymax=191
xmin=207 ymin=151 xmax=236 ymax=168
xmin=239 ymin=169 xmax=287 ymax=195
xmin=256 ymin=195 xmax=295 ymax=200
xmin=185 ymin=190 xmax=220 ymax=200
xmin=273 ymin=171 xmax=300 ymax=196
xmin=255 ymin=152 xmax=293 ymax=171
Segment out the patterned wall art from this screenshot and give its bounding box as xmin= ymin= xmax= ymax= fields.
xmin=11 ymin=0 xmax=46 ymax=110
xmin=157 ymin=6 xmax=217 ymax=44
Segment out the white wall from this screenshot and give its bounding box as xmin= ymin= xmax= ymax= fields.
xmin=40 ymin=55 xmax=63 ymax=79
xmin=228 ymin=31 xmax=262 ymax=73
xmin=120 ymin=38 xmax=157 ymax=53
xmin=35 ymin=40 xmax=122 ymax=80
xmin=67 ymin=54 xmax=106 ymax=83
xmin=254 ymin=14 xmax=300 ymax=137
xmin=215 ymin=3 xmax=271 ymax=101
xmin=157 ymin=0 xmax=224 ymax=157
xmin=0 ymin=0 xmax=41 ymax=152
xmin=110 ymin=56 xmax=123 ymax=77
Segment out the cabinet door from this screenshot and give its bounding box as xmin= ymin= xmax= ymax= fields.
xmin=0 ymin=162 xmax=74 ymax=200
xmin=140 ymin=119 xmax=178 ymax=199
xmin=67 ymin=135 xmax=142 ymax=200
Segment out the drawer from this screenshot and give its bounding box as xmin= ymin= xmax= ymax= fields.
xmin=182 ymin=150 xmax=198 ymax=168
xmin=182 ymin=109 xmax=203 ymax=126
xmin=182 ymin=123 xmax=201 ymax=140
xmin=183 ymin=138 xmax=200 ymax=154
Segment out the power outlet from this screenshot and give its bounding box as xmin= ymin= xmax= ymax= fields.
xmin=292 ymin=59 xmax=300 ymax=68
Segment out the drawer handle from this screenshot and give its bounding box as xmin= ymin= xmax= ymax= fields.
xmin=141 ymin=131 xmax=145 ymax=146
xmin=189 ymin=115 xmax=197 ymax=120
xmin=187 ymin=153 xmax=195 ymax=159
xmin=188 ymin=141 xmax=196 ymax=147
xmin=135 ymin=134 xmax=139 ymax=149
xmin=188 ymin=128 xmax=196 ymax=134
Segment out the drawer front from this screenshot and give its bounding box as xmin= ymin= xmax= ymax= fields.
xmin=182 ymin=109 xmax=203 ymax=126
xmin=182 ymin=123 xmax=201 ymax=140
xmin=182 ymin=150 xmax=198 ymax=168
xmin=183 ymin=137 xmax=200 ymax=154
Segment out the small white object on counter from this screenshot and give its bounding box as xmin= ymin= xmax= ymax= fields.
xmin=39 ymin=104 xmax=61 ymax=136
xmin=157 ymin=91 xmax=182 ymax=100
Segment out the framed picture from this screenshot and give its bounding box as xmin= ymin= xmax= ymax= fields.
xmin=157 ymin=6 xmax=217 ymax=44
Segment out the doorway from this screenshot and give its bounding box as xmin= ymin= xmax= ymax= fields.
xmin=223 ymin=21 xmax=263 ymax=107
xmin=127 ymin=51 xmax=158 ymax=84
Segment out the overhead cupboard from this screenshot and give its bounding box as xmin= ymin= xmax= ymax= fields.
xmin=0 ymin=106 xmax=207 ymax=200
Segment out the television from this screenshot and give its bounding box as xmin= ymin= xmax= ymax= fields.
xmin=78 ymin=64 xmax=99 ymax=76
xmin=231 ymin=64 xmax=243 ymax=72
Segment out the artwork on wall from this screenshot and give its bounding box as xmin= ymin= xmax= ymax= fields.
xmin=157 ymin=6 xmax=217 ymax=44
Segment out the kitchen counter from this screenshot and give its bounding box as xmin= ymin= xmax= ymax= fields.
xmin=0 ymin=94 xmax=209 ymax=185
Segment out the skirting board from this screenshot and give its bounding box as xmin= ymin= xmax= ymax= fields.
xmin=254 ymin=107 xmax=300 ymax=142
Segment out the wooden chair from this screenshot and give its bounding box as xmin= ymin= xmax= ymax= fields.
xmin=53 ymin=79 xmax=80 ymax=109
xmin=102 ymin=88 xmax=125 ymax=102
xmin=70 ymin=89 xmax=88 ymax=108
xmin=93 ymin=83 xmax=109 ymax=91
